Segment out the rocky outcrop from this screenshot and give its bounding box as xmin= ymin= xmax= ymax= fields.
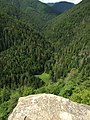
xmin=8 ymin=94 xmax=90 ymax=120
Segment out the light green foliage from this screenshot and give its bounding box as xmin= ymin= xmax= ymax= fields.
xmin=22 ymin=86 xmax=34 ymax=96
xmin=36 ymin=73 xmax=50 ymax=83
xmin=70 ymin=86 xmax=90 ymax=105
xmin=0 ymin=101 xmax=9 ymax=120
xmin=0 ymin=89 xmax=20 ymax=120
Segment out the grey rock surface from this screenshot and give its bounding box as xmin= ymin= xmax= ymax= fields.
xmin=8 ymin=94 xmax=90 ymax=120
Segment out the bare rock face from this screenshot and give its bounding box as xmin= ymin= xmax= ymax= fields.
xmin=8 ymin=94 xmax=90 ymax=120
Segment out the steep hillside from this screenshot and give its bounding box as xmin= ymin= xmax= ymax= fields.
xmin=0 ymin=13 xmax=52 ymax=88
xmin=0 ymin=13 xmax=27 ymax=52
xmin=0 ymin=0 xmax=90 ymax=119
xmin=43 ymin=0 xmax=90 ymax=103
xmin=48 ymin=1 xmax=74 ymax=13
xmin=18 ymin=0 xmax=59 ymax=29
xmin=0 ymin=12 xmax=53 ymax=120
xmin=45 ymin=0 xmax=90 ymax=78
xmin=0 ymin=0 xmax=59 ymax=30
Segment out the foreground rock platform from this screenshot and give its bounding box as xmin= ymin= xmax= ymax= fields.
xmin=8 ymin=94 xmax=90 ymax=120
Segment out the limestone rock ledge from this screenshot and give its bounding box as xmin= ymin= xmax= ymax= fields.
xmin=8 ymin=94 xmax=90 ymax=120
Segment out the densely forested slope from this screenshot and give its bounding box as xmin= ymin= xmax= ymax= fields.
xmin=45 ymin=0 xmax=90 ymax=78
xmin=0 ymin=0 xmax=59 ymax=30
xmin=48 ymin=1 xmax=74 ymax=13
xmin=0 ymin=0 xmax=90 ymax=119
xmin=0 ymin=12 xmax=53 ymax=88
xmin=0 ymin=13 xmax=27 ymax=52
xmin=0 ymin=0 xmax=57 ymax=52
xmin=43 ymin=0 xmax=90 ymax=103
xmin=0 ymin=2 xmax=54 ymax=118
xmin=0 ymin=12 xmax=54 ymax=120
xmin=17 ymin=0 xmax=59 ymax=29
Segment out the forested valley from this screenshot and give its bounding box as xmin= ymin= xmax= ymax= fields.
xmin=0 ymin=0 xmax=90 ymax=119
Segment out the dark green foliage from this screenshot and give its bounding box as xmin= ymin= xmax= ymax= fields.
xmin=0 ymin=0 xmax=59 ymax=30
xmin=45 ymin=0 xmax=90 ymax=79
xmin=0 ymin=13 xmax=27 ymax=52
xmin=0 ymin=1 xmax=55 ymax=118
xmin=18 ymin=0 xmax=59 ymax=29
xmin=43 ymin=0 xmax=90 ymax=104
xmin=0 ymin=13 xmax=52 ymax=89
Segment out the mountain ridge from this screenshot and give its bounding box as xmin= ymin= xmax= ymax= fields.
xmin=47 ymin=1 xmax=74 ymax=13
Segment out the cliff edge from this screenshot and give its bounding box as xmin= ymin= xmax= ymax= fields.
xmin=8 ymin=94 xmax=90 ymax=120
